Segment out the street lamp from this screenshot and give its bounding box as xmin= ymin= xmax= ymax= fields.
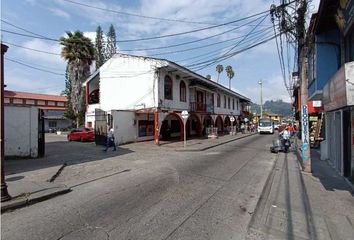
xmin=258 ymin=79 xmax=263 ymax=119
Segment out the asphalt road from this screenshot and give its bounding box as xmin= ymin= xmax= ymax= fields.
xmin=2 ymin=134 xmax=277 ymax=240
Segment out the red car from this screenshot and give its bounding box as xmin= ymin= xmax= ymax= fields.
xmin=67 ymin=128 xmax=94 ymax=142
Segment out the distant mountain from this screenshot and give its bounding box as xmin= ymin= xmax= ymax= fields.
xmin=250 ymin=100 xmax=293 ymax=118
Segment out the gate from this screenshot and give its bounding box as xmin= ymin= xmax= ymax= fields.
xmin=94 ymin=109 xmax=111 ymax=146
xmin=38 ymin=109 xmax=45 ymax=157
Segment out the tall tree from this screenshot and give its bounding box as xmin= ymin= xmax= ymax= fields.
xmin=95 ymin=25 xmax=105 ymax=69
xmin=225 ymin=65 xmax=235 ymax=89
xmin=60 ymin=31 xmax=95 ymax=127
xmin=105 ymin=24 xmax=117 ymax=60
xmin=61 ymin=65 xmax=76 ymax=123
xmin=216 ymin=64 xmax=223 ymax=83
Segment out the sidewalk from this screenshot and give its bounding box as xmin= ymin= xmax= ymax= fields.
xmin=1 ymin=132 xmax=257 ymax=213
xmin=247 ymin=149 xmax=354 ymax=240
xmin=159 ymin=131 xmax=257 ymax=151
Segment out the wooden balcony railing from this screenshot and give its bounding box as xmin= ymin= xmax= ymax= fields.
xmin=189 ymin=102 xmax=214 ymax=113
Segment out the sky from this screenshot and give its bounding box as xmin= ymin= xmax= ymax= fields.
xmin=1 ymin=0 xmax=320 ymax=104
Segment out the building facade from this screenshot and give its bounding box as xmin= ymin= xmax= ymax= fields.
xmin=296 ymin=0 xmax=354 ymax=181
xmin=84 ymin=53 xmax=251 ymax=145
xmin=4 ymin=90 xmax=72 ymax=132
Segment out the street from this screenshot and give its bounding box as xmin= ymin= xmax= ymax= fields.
xmin=2 ymin=134 xmax=276 ymax=240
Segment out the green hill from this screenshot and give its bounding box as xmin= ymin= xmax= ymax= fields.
xmin=250 ymin=100 xmax=292 ymax=118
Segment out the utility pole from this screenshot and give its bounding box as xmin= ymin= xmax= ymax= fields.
xmin=297 ymin=0 xmax=311 ymax=172
xmin=258 ymin=79 xmax=263 ymax=118
xmin=1 ymin=44 xmax=11 ymax=202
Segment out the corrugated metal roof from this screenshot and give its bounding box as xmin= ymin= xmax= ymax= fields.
xmin=4 ymin=90 xmax=67 ymax=102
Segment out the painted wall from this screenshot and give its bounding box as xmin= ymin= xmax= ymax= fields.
xmin=4 ymin=106 xmax=38 ymax=157
xmin=309 ymin=29 xmax=341 ymax=98
xmin=100 ymin=55 xmax=160 ymax=111
xmin=158 ymin=69 xmax=190 ymax=111
xmin=111 ymin=110 xmax=137 ymax=145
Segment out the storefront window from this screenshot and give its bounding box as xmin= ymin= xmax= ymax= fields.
xmin=138 ymin=120 xmax=154 ymax=137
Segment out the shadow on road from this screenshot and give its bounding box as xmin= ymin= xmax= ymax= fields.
xmin=5 ymin=139 xmax=134 ymax=175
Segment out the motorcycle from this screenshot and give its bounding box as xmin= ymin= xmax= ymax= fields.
xmin=270 ymin=134 xmax=291 ymax=153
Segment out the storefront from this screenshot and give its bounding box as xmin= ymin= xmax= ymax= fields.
xmin=323 ymin=61 xmax=354 ymax=180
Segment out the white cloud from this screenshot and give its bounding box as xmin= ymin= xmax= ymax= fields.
xmin=21 ymin=39 xmax=64 ymax=66
xmin=49 ymin=8 xmax=70 ymax=19
xmin=239 ymin=75 xmax=292 ymax=104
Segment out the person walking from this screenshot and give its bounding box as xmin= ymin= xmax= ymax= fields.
xmin=104 ymin=126 xmax=116 ymax=151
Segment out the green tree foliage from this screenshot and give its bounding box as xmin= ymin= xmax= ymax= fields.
xmin=206 ymin=74 xmax=211 ymax=80
xmin=95 ymin=25 xmax=105 ymax=69
xmin=60 ymin=31 xmax=95 ymax=127
xmin=61 ymin=65 xmax=76 ymax=122
xmin=216 ymin=64 xmax=223 ymax=83
xmin=105 ymin=24 xmax=117 ymax=60
xmin=225 ymin=65 xmax=235 ymax=89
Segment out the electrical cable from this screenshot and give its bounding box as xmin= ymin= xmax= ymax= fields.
xmin=5 ymin=57 xmax=65 ymax=76
xmin=186 ymin=14 xmax=269 ymax=70
xmin=119 ymin=16 xmax=270 ymax=52
xmin=149 ymin=26 xmax=274 ymax=57
xmin=2 ymin=41 xmax=61 ymax=56
xmin=175 ymin=27 xmax=274 ymax=64
xmin=60 ymin=0 xmax=269 ymax=26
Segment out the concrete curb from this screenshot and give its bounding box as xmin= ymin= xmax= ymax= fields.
xmin=175 ymin=133 xmax=258 ymax=152
xmin=1 ymin=187 xmax=71 ymax=213
xmin=247 ymin=153 xmax=279 ymax=230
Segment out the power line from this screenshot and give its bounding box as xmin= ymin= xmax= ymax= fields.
xmin=5 ymin=57 xmax=65 ymax=76
xmin=1 ymin=12 xmax=268 ymax=44
xmin=1 ymin=29 xmax=59 ymax=42
xmin=186 ymin=14 xmax=269 ymax=70
xmin=186 ymin=33 xmax=280 ymax=71
xmin=149 ymin=26 xmax=274 ymax=57
xmin=120 ymin=16 xmax=270 ymax=52
xmin=115 ymin=11 xmax=270 ymax=43
xmin=60 ymin=0 xmax=267 ymax=26
xmin=1 ymin=19 xmax=49 ymax=39
xmin=175 ymin=27 xmax=274 ymax=64
xmin=2 ymin=41 xmax=61 ymax=56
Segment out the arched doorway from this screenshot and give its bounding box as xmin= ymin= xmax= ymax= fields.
xmin=215 ymin=115 xmax=224 ymax=134
xmin=202 ymin=115 xmax=214 ymax=137
xmin=160 ymin=113 xmax=183 ymax=140
xmin=224 ymin=116 xmax=231 ymax=134
xmin=186 ymin=113 xmax=202 ymax=138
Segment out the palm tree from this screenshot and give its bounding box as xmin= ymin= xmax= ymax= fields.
xmin=225 ymin=65 xmax=235 ymax=89
xmin=60 ymin=31 xmax=95 ymax=127
xmin=216 ymin=64 xmax=223 ymax=83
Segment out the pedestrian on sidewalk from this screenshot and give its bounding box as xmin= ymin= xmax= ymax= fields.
xmin=104 ymin=126 xmax=116 ymax=151
xmin=241 ymin=122 xmax=245 ymax=134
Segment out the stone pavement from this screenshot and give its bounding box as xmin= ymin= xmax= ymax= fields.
xmin=1 ymin=132 xmax=256 ymax=213
xmin=247 ymin=148 xmax=354 ymax=240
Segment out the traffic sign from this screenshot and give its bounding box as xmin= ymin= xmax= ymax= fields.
xmin=181 ymin=110 xmax=189 ymax=119
xmin=230 ymin=116 xmax=235 ymax=122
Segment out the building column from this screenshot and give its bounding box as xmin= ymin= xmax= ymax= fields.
xmin=154 ymin=111 xmax=159 ymax=144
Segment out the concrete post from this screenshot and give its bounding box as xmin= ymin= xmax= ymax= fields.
xmin=1 ymin=43 xmax=11 ymax=201
xmin=300 ymin=49 xmax=311 ymax=172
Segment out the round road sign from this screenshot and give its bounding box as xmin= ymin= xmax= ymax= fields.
xmin=181 ymin=110 xmax=189 ymax=119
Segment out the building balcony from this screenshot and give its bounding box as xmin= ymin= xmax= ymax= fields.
xmin=190 ymin=102 xmax=214 ymax=113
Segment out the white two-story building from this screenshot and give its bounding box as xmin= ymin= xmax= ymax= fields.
xmin=84 ymin=53 xmax=251 ymax=145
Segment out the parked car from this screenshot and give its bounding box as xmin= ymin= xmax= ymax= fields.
xmin=67 ymin=128 xmax=94 ymax=142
